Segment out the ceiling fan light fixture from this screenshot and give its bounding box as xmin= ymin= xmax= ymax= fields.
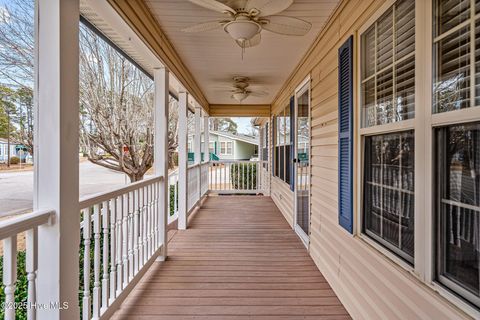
xmin=232 ymin=91 xmax=249 ymax=102
xmin=224 ymin=19 xmax=261 ymax=42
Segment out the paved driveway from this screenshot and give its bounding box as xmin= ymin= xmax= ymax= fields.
xmin=0 ymin=161 xmax=150 ymax=217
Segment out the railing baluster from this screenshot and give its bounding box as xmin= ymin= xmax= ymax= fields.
xmin=101 ymin=201 xmax=109 ymax=313
xmin=128 ymin=192 xmax=134 ymax=281
xmin=82 ymin=209 xmax=91 ymax=320
xmin=122 ymin=194 xmax=128 ymax=288
xmin=142 ymin=186 xmax=148 ymax=265
xmin=92 ymin=204 xmax=101 ymax=319
xmin=138 ymin=187 xmax=144 ymax=267
xmin=147 ymin=184 xmax=152 ymax=257
xmin=109 ymin=198 xmax=116 ymax=303
xmin=26 ymin=227 xmax=37 ymax=320
xmin=133 ymin=189 xmax=139 ymax=274
xmin=3 ymin=236 xmax=17 ymax=320
xmin=116 ymin=196 xmax=123 ymax=295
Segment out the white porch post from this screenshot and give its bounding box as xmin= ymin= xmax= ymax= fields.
xmin=194 ymin=105 xmax=201 ymax=201
xmin=35 ymin=0 xmax=80 ymax=319
xmin=178 ymin=92 xmax=188 ymax=230
xmin=204 ymin=114 xmax=209 ymax=162
xmin=154 ymin=67 xmax=169 ymax=259
xmin=194 ymin=106 xmax=201 ymax=165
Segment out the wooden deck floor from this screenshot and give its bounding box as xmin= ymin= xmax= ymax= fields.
xmin=111 ymin=196 xmax=351 ymax=320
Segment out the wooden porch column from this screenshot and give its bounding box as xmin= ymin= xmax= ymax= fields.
xmin=178 ymin=91 xmax=188 ymax=230
xmin=204 ymin=113 xmax=209 ymax=161
xmin=35 ymin=0 xmax=80 ymax=319
xmin=154 ymin=67 xmax=169 ymax=260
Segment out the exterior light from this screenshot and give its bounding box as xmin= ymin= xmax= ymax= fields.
xmin=232 ymin=91 xmax=249 ymax=102
xmin=224 ymin=17 xmax=261 ymax=42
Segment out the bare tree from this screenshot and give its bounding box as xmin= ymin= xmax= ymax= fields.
xmin=79 ymin=25 xmax=156 ymax=182
xmin=0 ymin=0 xmax=34 ymax=88
xmin=0 ymin=0 xmax=181 ymax=180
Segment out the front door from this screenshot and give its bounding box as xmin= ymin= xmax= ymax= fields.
xmin=294 ymin=81 xmax=310 ymax=246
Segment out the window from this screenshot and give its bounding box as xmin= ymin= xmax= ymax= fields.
xmin=360 ymin=0 xmax=415 ymax=263
xmin=433 ymin=0 xmax=480 ymax=308
xmin=436 ymin=122 xmax=480 ymax=307
xmin=433 ymin=0 xmax=478 ymax=113
xmin=261 ymin=123 xmax=269 ymax=169
xmin=188 ymin=141 xmax=192 ymax=153
xmin=274 ymin=105 xmax=291 ymax=184
xmin=209 ymin=141 xmax=215 ymax=154
xmin=220 ymin=141 xmax=232 ymax=155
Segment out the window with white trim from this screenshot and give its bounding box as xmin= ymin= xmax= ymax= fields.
xmin=434 ymin=0 xmax=480 ymax=308
xmin=360 ymin=0 xmax=415 ymax=263
xmin=220 ymin=141 xmax=232 ymax=155
xmin=274 ymin=105 xmax=291 ymax=184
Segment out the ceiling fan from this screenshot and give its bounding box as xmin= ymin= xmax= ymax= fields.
xmin=182 ymin=0 xmax=312 ymax=49
xmin=218 ymin=76 xmax=268 ymax=102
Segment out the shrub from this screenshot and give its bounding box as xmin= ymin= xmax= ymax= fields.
xmin=169 ymin=183 xmax=178 ymax=216
xmin=9 ymin=156 xmax=20 ymax=165
xmin=230 ymin=163 xmax=257 ymax=190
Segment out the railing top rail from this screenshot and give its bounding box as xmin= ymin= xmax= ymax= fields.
xmin=187 ymin=163 xmax=202 ymax=170
xmin=79 ymin=175 xmax=163 ymax=209
xmin=210 ymin=160 xmax=260 ymax=164
xmin=0 ymin=209 xmax=55 ymax=240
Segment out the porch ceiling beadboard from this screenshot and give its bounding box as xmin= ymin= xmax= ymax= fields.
xmin=142 ymin=0 xmax=341 ymax=106
xmin=106 ymin=0 xmax=209 ymax=111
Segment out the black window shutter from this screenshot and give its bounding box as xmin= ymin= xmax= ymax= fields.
xmin=338 ymin=36 xmax=354 ymax=234
xmin=289 ymin=96 xmax=295 ymax=191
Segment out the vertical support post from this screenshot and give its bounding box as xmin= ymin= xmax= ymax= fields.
xmin=35 ymin=0 xmax=80 ymax=319
xmin=194 ymin=105 xmax=202 ymax=165
xmin=154 ymin=67 xmax=169 ymax=259
xmin=204 ymin=114 xmax=209 ymax=162
xmin=194 ymin=105 xmax=202 ymax=202
xmin=178 ymin=92 xmax=188 ymax=230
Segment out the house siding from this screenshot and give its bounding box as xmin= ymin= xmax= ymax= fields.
xmin=270 ymin=0 xmax=471 ymax=319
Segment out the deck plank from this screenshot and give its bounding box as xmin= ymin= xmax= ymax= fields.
xmin=111 ymin=196 xmax=350 ymax=320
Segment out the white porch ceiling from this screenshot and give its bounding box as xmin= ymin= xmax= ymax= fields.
xmin=145 ymin=0 xmax=340 ymax=105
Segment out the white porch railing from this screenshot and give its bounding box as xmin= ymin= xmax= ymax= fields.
xmin=0 ymin=209 xmax=55 ymax=320
xmin=186 ymin=162 xmax=210 ymax=213
xmin=208 ymin=160 xmax=266 ymax=194
xmin=79 ymin=175 xmax=163 ymax=320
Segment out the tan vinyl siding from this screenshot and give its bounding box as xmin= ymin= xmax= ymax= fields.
xmin=270 ymin=0 xmax=472 ymax=318
xmin=271 ymin=177 xmax=294 ymax=228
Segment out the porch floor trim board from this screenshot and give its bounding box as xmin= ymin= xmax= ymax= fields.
xmin=111 ymin=196 xmax=351 ymax=320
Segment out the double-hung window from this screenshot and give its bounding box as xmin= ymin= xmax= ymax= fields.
xmin=360 ymin=0 xmax=416 ymax=263
xmin=220 ymin=141 xmax=232 ymax=155
xmin=433 ymin=0 xmax=480 ymax=308
xmin=274 ymin=105 xmax=291 ymax=184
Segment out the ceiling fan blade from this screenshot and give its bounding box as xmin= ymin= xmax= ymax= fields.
xmin=262 ymin=15 xmax=312 ymax=36
xmin=236 ymin=33 xmax=261 ymax=48
xmin=188 ymin=0 xmax=236 ymax=14
xmin=250 ymin=90 xmax=269 ymax=97
xmin=245 ymin=0 xmax=293 ymax=17
xmin=182 ymin=21 xmax=223 ymax=33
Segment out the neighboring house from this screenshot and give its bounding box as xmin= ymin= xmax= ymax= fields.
xmin=188 ymin=131 xmax=259 ymax=162
xmin=0 ymin=138 xmax=32 ymax=164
